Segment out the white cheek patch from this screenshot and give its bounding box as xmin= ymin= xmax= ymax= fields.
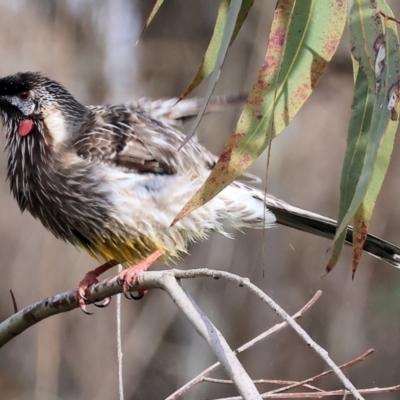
xmin=43 ymin=107 xmax=70 ymax=145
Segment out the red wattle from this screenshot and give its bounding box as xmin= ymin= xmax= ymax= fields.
xmin=18 ymin=120 xmax=33 ymax=137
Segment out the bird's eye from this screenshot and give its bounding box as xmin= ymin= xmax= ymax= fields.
xmin=17 ymin=91 xmax=30 ymax=100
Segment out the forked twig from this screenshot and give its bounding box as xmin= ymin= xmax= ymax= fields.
xmin=170 ymin=269 xmax=364 ymax=400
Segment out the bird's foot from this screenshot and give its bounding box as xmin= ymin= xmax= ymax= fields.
xmin=77 ymin=260 xmax=118 ymax=314
xmin=117 ymin=250 xmax=164 ymax=299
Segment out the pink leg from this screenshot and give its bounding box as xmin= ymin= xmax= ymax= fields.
xmin=117 ymin=250 xmax=164 ymax=296
xmin=77 ymin=260 xmax=118 ymax=314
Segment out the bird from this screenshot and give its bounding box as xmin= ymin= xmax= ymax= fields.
xmin=0 ymin=71 xmax=399 ymax=312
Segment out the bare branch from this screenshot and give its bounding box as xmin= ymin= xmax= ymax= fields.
xmin=166 ymin=291 xmax=322 ymax=400
xmin=0 ymin=274 xmax=124 ymax=348
xmin=157 ymin=273 xmax=262 ymax=399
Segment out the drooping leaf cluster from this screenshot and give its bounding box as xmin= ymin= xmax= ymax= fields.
xmin=141 ymin=0 xmax=400 ymax=275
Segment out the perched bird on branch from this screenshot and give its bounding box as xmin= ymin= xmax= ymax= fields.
xmin=0 ymin=72 xmax=399 ymax=312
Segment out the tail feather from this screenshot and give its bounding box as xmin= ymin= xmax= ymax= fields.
xmin=137 ymin=93 xmax=248 ymax=123
xmin=263 ymin=195 xmax=400 ymax=268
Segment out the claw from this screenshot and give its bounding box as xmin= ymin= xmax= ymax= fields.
xmin=94 ymin=297 xmax=112 ymax=308
xmin=120 ymin=287 xmax=146 ymax=301
xmin=77 ymin=293 xmax=94 ymax=315
xmin=129 ymin=290 xmax=147 ymax=300
xmin=123 ymin=291 xmax=133 ymax=300
xmin=76 ymin=251 xmax=163 ymax=312
xmin=76 ymin=260 xmax=118 ymax=314
xmin=9 ymin=290 xmax=18 ymax=313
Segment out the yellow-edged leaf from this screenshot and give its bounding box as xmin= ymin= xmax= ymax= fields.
xmin=137 ymin=0 xmax=165 ymax=43
xmin=179 ymin=0 xmax=254 ymax=100
xmin=180 ymin=0 xmax=243 ymax=148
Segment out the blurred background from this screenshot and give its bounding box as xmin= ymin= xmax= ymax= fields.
xmin=0 ymin=1 xmax=400 ymax=399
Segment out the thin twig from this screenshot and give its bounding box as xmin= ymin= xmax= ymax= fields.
xmin=166 ymin=291 xmax=322 ymax=400
xmin=116 ymin=264 xmax=124 ymax=400
xmin=203 ymin=349 xmax=375 ymax=397
xmin=203 ymin=378 xmax=322 ymax=392
xmin=379 ymin=10 xmax=400 ymax=25
xmin=268 ymin=349 xmax=374 ymax=395
xmin=214 ymin=384 xmax=400 ymax=399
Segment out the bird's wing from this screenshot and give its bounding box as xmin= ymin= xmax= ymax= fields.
xmin=74 ymin=103 xmax=217 ymax=176
xmin=138 ymin=95 xmax=262 ymax=184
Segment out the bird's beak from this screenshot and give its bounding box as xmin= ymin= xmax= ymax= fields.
xmin=0 ymin=96 xmax=9 ymax=107
xmin=0 ymin=97 xmax=6 ymax=112
xmin=0 ymin=96 xmax=13 ymax=113
xmin=0 ymin=97 xmax=10 ymax=123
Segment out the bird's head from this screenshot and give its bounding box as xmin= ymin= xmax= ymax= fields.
xmin=0 ymin=72 xmax=87 ymax=147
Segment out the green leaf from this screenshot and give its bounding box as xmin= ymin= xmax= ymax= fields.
xmin=174 ymin=0 xmax=347 ymax=224
xmin=179 ymin=0 xmax=254 ymax=100
xmin=327 ymin=67 xmax=374 ymax=271
xmin=328 ymin=0 xmax=400 ymax=274
xmin=352 ymin=3 xmax=400 ymax=276
xmin=353 ymin=118 xmax=397 ymax=275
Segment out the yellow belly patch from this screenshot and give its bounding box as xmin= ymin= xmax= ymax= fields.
xmin=78 ymin=234 xmax=186 ymax=266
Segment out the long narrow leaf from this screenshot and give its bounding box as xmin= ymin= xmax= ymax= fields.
xmin=180 ymin=0 xmax=243 ymax=148
xmin=351 ymin=3 xmax=400 ymax=276
xmin=327 ymin=66 xmax=374 ymax=271
xmin=179 ymin=0 xmax=254 ymax=100
xmin=328 ymin=0 xmax=400 ymax=273
xmin=137 ymin=0 xmax=165 ymax=43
